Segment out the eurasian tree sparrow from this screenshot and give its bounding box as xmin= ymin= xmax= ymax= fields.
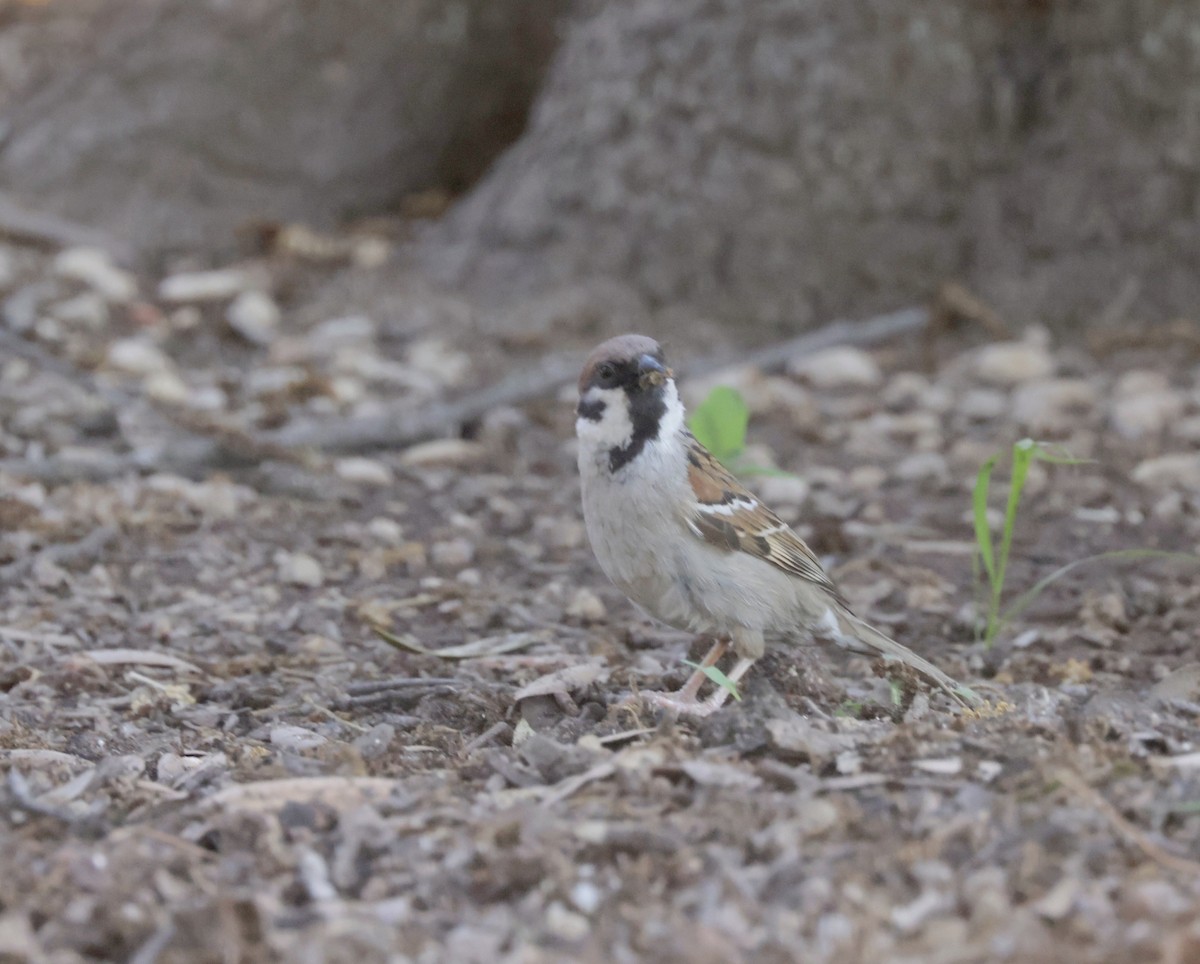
xmin=575 ymin=334 xmax=979 ymax=714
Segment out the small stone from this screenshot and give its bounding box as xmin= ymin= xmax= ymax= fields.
xmin=974 ymin=338 xmax=1055 ymax=386
xmin=399 ymin=439 xmax=485 ymax=467
xmin=53 ymin=247 xmax=137 ymax=302
xmin=186 ymin=385 xmax=228 ymax=412
xmin=789 ymin=346 xmax=882 ymax=390
xmin=106 ymin=338 xmax=172 ymax=376
xmin=309 ymin=314 xmax=376 ymax=348
xmin=278 ymin=552 xmax=324 ymax=587
xmin=334 ymin=457 xmax=394 ymax=487
xmin=430 ymin=538 xmax=475 ymax=570
xmin=569 ymin=881 xmax=603 ymax=915
xmin=566 ymin=588 xmax=607 ymax=622
xmin=406 ymin=338 xmax=471 ymax=386
xmin=352 ymin=723 xmax=395 ymax=760
xmin=545 ymin=902 xmax=590 ymax=942
xmin=1011 ymin=378 xmax=1097 ymax=434
xmin=894 ymin=451 xmax=948 ymax=482
xmin=226 ymin=290 xmax=281 ymax=344
xmin=143 ymin=370 xmax=190 ymax=405
xmin=1110 ymin=370 xmax=1183 ymax=439
xmin=958 ymin=388 xmax=1008 ymax=421
xmin=754 ymin=473 xmax=811 ymax=507
xmin=158 ymin=268 xmax=249 ymax=303
xmin=1132 ymin=453 xmax=1200 ymax=491
xmin=366 ymin=517 xmax=405 ymax=544
xmin=269 ymin=725 xmax=328 ymax=752
xmin=50 ymin=292 xmax=108 ymax=329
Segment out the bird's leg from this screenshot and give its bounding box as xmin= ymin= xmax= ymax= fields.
xmin=646 ymin=652 xmax=756 ymax=718
xmin=675 ymin=636 xmax=729 ymax=703
xmin=688 ymin=656 xmax=756 ymax=715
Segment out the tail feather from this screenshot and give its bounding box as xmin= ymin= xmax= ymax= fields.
xmin=833 ymin=609 xmax=981 ymax=707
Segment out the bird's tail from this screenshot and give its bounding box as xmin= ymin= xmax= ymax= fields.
xmin=832 ymin=609 xmax=981 ymax=707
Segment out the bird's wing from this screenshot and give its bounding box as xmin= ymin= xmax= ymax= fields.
xmin=681 ymin=433 xmax=846 ymax=605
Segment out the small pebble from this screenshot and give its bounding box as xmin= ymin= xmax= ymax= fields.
xmin=269 ymin=725 xmax=328 ymax=752
xmin=159 ymin=268 xmax=249 ymax=303
xmin=352 ymin=724 xmax=395 ymax=760
xmin=1132 ymin=453 xmax=1200 ymax=491
xmin=974 ymin=337 xmax=1055 ymax=386
xmin=143 ymin=370 xmax=190 ymax=405
xmin=278 ymin=552 xmax=324 ymax=587
xmin=53 ymin=247 xmax=137 ymax=303
xmin=226 ymin=290 xmax=281 ymax=344
xmin=334 ymin=457 xmax=394 ymax=487
xmin=430 ymin=538 xmax=475 ymax=570
xmin=566 ymin=588 xmax=607 ymax=622
xmin=106 ymin=338 xmax=173 ymax=377
xmin=50 ymin=292 xmax=108 ymax=329
xmin=789 ymin=346 xmax=882 ymax=389
xmin=366 ymin=517 xmax=405 ymax=544
xmin=1110 ymin=370 xmax=1183 ymax=439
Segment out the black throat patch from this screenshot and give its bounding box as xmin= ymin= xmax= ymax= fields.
xmin=576 ymin=398 xmax=605 ymax=421
xmin=607 ymin=386 xmax=666 ymax=472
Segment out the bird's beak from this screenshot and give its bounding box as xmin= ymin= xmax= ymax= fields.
xmin=637 ymin=354 xmax=671 ymax=387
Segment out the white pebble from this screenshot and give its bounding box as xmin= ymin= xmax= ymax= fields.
xmin=1012 ymin=378 xmax=1097 ymax=434
xmin=278 ymin=552 xmax=324 ymax=587
xmin=789 ymin=346 xmax=882 ymax=390
xmin=106 ymin=338 xmax=172 ymax=377
xmin=974 ymin=339 xmax=1055 ymax=386
xmin=431 ymin=538 xmax=475 ymax=570
xmin=159 ymin=268 xmax=249 ymax=303
xmin=334 ymin=457 xmax=394 ymax=487
xmin=50 ymin=292 xmax=108 ymax=329
xmin=269 ymin=725 xmax=328 ymax=752
xmin=53 ymin=247 xmax=138 ymax=303
xmin=226 ymin=290 xmax=281 ymax=344
xmin=366 ymin=517 xmax=405 ymax=544
xmin=1110 ymin=370 xmax=1182 ymax=439
xmin=1132 ymin=453 xmax=1200 ymax=491
xmin=566 ymin=588 xmax=607 ymax=622
xmin=143 ymin=370 xmax=190 ymax=405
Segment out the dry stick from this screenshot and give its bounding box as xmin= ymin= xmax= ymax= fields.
xmin=0 ymin=192 xmax=131 ymax=259
xmin=0 ymin=525 xmax=118 ymax=583
xmin=1 ymin=305 xmax=932 ymax=477
xmin=268 ymin=305 xmax=932 ymax=455
xmin=1055 ymin=768 xmax=1200 ymax=877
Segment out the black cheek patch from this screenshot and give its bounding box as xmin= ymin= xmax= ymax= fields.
xmin=607 ymin=385 xmax=667 ymax=472
xmin=577 ymin=398 xmax=606 ymax=421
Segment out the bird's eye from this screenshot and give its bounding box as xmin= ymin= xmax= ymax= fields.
xmin=597 ymin=363 xmax=616 ymax=383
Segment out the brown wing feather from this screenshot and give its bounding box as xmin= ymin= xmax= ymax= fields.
xmin=684 ymin=434 xmax=845 ymax=604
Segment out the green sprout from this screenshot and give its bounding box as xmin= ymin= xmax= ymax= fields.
xmin=683 ymin=658 xmax=743 ymax=702
xmin=972 ymin=438 xmax=1195 ymax=646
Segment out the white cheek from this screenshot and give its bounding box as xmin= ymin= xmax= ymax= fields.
xmin=575 ymin=387 xmax=632 ymax=448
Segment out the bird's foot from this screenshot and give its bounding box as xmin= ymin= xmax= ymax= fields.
xmin=641 ymin=689 xmax=730 ymax=718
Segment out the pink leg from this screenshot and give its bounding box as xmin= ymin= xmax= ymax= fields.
xmin=646 ymin=655 xmax=756 ymax=718
xmin=675 ymin=637 xmax=729 ymax=702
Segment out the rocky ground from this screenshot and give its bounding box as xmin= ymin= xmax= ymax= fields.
xmin=1 ymin=237 xmax=1200 ymax=963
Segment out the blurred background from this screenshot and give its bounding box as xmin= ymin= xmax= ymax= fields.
xmin=2 ymin=0 xmax=1198 ymax=345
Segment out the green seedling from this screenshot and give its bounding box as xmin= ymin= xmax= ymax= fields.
xmin=972 ymin=439 xmax=1090 ymax=646
xmin=688 ymin=386 xmax=750 ymax=464
xmin=688 ymin=385 xmax=793 ymax=477
xmin=972 ymin=438 xmax=1195 ymax=646
xmin=682 ymin=658 xmax=743 ymax=702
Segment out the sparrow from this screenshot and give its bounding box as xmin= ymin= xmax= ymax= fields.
xmin=574 ymin=333 xmax=979 ymax=715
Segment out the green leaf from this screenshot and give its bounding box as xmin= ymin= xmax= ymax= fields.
xmin=688 ymin=386 xmax=749 ymax=463
xmin=683 ymin=658 xmax=742 ymax=701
